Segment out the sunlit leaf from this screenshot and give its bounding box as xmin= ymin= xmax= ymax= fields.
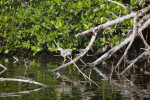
xmin=78 ymin=1 xmax=82 ymax=8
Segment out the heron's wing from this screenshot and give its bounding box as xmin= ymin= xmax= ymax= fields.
xmin=61 ymin=49 xmax=72 ymax=56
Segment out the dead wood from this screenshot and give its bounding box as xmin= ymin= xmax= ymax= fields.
xmin=94 ymin=66 xmax=150 ymax=99
xmin=115 ymin=16 xmax=137 ymax=68
xmin=0 ymin=64 xmax=7 ymax=70
xmin=90 ymin=18 xmax=150 ymax=67
xmin=107 ymin=0 xmax=129 ymax=10
xmin=52 ymin=31 xmax=98 ymax=72
xmin=121 ymin=47 xmax=150 ymax=74
xmin=0 ymin=69 xmax=7 ymax=75
xmin=52 ymin=5 xmax=150 ymax=72
xmin=0 ymin=78 xmax=48 ymax=87
xmin=0 ymin=87 xmax=44 ymax=97
xmin=74 ymin=5 xmax=150 ymax=38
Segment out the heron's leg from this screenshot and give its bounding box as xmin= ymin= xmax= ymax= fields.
xmin=63 ymin=57 xmax=66 ymax=65
xmin=70 ymin=55 xmax=72 ymax=60
xmin=67 ymin=55 xmax=72 ymax=61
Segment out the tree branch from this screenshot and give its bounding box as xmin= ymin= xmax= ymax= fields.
xmin=107 ymin=0 xmax=128 ymax=10
xmin=121 ymin=47 xmax=150 ymax=74
xmin=0 ymin=64 xmax=7 ymax=70
xmin=0 ymin=78 xmax=48 ymax=87
xmin=52 ymin=31 xmax=98 ymax=72
xmin=90 ymin=18 xmax=150 ymax=67
xmin=74 ymin=5 xmax=150 ymax=38
xmin=115 ymin=16 xmax=137 ymax=69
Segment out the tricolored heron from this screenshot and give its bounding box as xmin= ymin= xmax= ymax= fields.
xmin=57 ymin=47 xmax=72 ymax=64
xmin=54 ymin=40 xmax=72 ymax=64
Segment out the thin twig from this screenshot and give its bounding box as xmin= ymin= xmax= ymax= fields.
xmin=53 ymin=40 xmax=60 ymax=48
xmin=90 ymin=18 xmax=150 ymax=67
xmin=108 ymin=11 xmax=118 ymax=18
xmin=74 ymin=5 xmax=150 ymax=38
xmin=0 ymin=69 xmax=7 ymax=75
xmin=107 ymin=0 xmax=128 ymax=9
xmin=13 ymin=56 xmax=19 ymax=63
xmin=79 ymin=59 xmax=87 ymax=65
xmin=0 ymin=64 xmax=7 ymax=70
xmin=121 ymin=48 xmax=150 ymax=74
xmin=115 ymin=16 xmax=137 ymax=69
xmin=67 ymin=56 xmax=100 ymax=88
xmin=52 ymin=31 xmax=98 ymax=72
xmin=138 ymin=31 xmax=150 ymax=48
xmin=89 ymin=69 xmax=92 ymax=86
xmin=137 ymin=14 xmax=150 ymax=27
xmin=0 ymin=87 xmax=44 ymax=97
xmin=0 ymin=78 xmax=48 ymax=87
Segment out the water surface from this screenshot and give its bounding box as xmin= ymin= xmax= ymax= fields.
xmin=0 ymin=55 xmax=149 ymax=100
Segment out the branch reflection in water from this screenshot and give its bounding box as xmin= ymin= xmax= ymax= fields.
xmin=53 ymin=72 xmax=97 ymax=100
xmin=0 ymin=78 xmax=48 ymax=97
xmin=93 ymin=66 xmax=150 ymax=100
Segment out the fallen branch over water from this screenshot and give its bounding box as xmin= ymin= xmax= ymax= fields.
xmin=52 ymin=5 xmax=150 ymax=75
xmin=0 ymin=87 xmax=44 ymax=97
xmin=74 ymin=5 xmax=150 ymax=38
xmin=52 ymin=31 xmax=98 ymax=72
xmin=90 ymin=18 xmax=150 ymax=67
xmin=0 ymin=78 xmax=48 ymax=87
xmin=115 ymin=16 xmax=137 ymax=68
xmin=0 ymin=77 xmax=48 ymax=97
xmin=121 ymin=47 xmax=150 ymax=74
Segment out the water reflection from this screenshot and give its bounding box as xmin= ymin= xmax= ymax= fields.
xmin=0 ymin=68 xmax=7 ymax=75
xmin=93 ymin=64 xmax=150 ymax=100
xmin=54 ymin=82 xmax=72 ymax=98
xmin=0 ymin=87 xmax=45 ymax=97
xmin=54 ymin=71 xmax=100 ymax=100
xmin=0 ymin=56 xmax=150 ymax=99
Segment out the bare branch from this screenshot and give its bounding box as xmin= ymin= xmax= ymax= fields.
xmin=138 ymin=17 xmax=150 ymax=32
xmin=138 ymin=32 xmax=150 ymax=48
xmin=137 ymin=14 xmax=150 ymax=27
xmin=138 ymin=0 xmax=144 ymax=7
xmin=115 ymin=16 xmax=137 ymax=69
xmin=74 ymin=5 xmax=150 ymax=38
xmin=0 ymin=87 xmax=44 ymax=97
xmin=90 ymin=18 xmax=150 ymax=67
xmin=121 ymin=47 xmax=150 ymax=74
xmin=52 ymin=31 xmax=98 ymax=72
xmin=0 ymin=64 xmax=7 ymax=70
xmin=108 ymin=11 xmax=118 ymax=18
xmin=13 ymin=56 xmax=19 ymax=63
xmin=107 ymin=0 xmax=128 ymax=9
xmin=67 ymin=56 xmax=100 ymax=88
xmin=0 ymin=69 xmax=7 ymax=75
xmin=137 ymin=14 xmax=150 ymax=48
xmin=0 ymin=78 xmax=48 ymax=87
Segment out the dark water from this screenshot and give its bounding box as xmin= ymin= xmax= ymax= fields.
xmin=0 ymin=55 xmax=150 ymax=100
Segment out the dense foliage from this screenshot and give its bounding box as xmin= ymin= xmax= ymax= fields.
xmin=0 ymin=0 xmax=147 ymax=55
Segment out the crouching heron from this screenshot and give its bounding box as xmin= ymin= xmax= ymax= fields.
xmin=57 ymin=47 xmax=72 ymax=64
xmin=54 ymin=40 xmax=72 ymax=64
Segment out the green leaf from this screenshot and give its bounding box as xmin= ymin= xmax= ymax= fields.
xmin=130 ymin=19 xmax=133 ymax=26
xmin=78 ymin=1 xmax=82 ymax=8
xmin=4 ymin=16 xmax=7 ymax=22
xmin=100 ymin=17 xmax=104 ymax=23
xmin=5 ymin=49 xmax=9 ymax=54
xmin=52 ymin=43 xmax=55 ymax=49
xmin=93 ymin=7 xmax=99 ymax=12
